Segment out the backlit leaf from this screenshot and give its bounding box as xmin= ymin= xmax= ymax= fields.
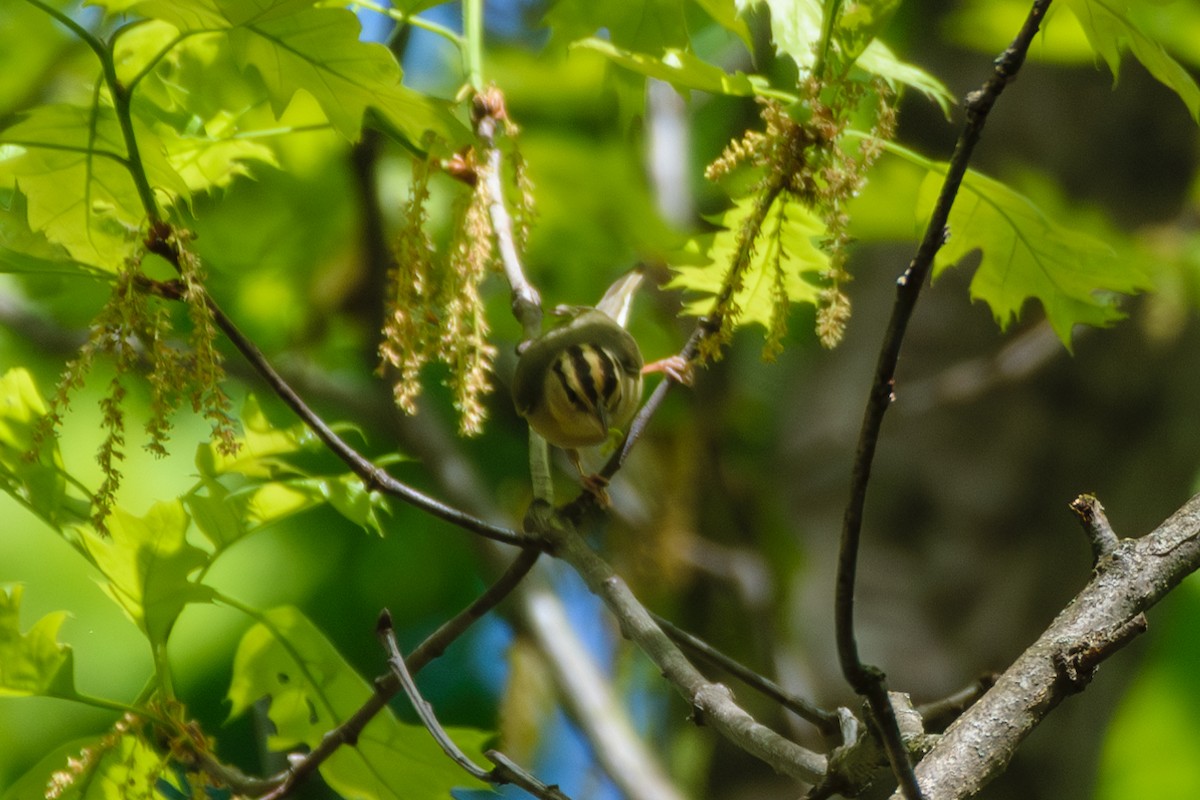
xmin=103 ymin=0 xmax=467 ymax=144
xmin=913 ymin=156 xmax=1150 ymax=344
xmin=193 ymin=395 xmax=389 ymax=536
xmin=670 ymin=192 xmax=828 ymax=328
xmin=0 ymin=368 xmax=91 ymax=527
xmin=544 ymin=0 xmax=690 ymax=52
xmin=0 ymin=190 xmax=102 ymax=276
xmin=1064 ymin=0 xmax=1200 ymax=122
xmin=0 ymin=585 xmax=76 ymax=699
xmin=835 ymin=0 xmax=903 ymax=63
xmin=574 ymin=38 xmax=774 ymax=98
xmin=39 ymin=731 xmax=182 ymax=800
xmin=695 ymin=0 xmax=754 ymax=49
xmin=0 ymin=105 xmax=188 ymax=268
xmin=80 ymin=500 xmax=213 ymax=647
xmin=228 ymin=606 xmax=491 ymax=800
xmin=750 ymin=0 xmax=953 ymax=113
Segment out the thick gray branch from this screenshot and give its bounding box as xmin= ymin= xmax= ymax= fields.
xmin=539 ymin=508 xmax=829 ymax=784
xmin=898 ymin=493 xmax=1200 ymax=799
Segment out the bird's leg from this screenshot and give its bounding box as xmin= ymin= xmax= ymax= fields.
xmin=566 ymin=447 xmax=611 ymax=507
xmin=642 ymin=354 xmax=694 ymax=386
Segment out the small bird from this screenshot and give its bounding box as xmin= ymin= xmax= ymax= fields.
xmin=512 ymin=271 xmax=686 ymax=499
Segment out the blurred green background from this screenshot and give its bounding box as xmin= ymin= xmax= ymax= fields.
xmin=4 ymin=0 xmax=1200 ymax=798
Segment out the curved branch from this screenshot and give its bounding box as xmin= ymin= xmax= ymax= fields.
xmin=251 ymin=547 xmax=541 ymax=799
xmin=900 ymin=493 xmax=1200 ymax=799
xmin=136 ymin=269 xmax=536 ymax=549
xmin=379 ymin=611 xmax=573 ymax=800
xmin=203 ymin=293 xmax=534 ymax=548
xmin=834 ymin=1 xmax=1054 ymax=796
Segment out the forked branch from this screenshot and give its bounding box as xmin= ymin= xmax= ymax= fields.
xmin=834 ymin=1 xmax=1054 ymax=796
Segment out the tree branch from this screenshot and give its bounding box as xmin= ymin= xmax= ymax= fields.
xmin=834 ymin=1 xmax=1053 ymax=796
xmin=252 ymin=547 xmax=540 ymax=799
xmin=520 ymin=573 xmax=690 ymax=800
xmin=379 ymin=610 xmax=573 ymax=800
xmin=528 ymin=502 xmax=829 ymax=784
xmin=135 ymin=266 xmax=536 ymax=550
xmin=651 ymin=611 xmax=841 ymax=737
xmin=1070 ymin=493 xmax=1119 ymax=563
xmin=899 ymin=492 xmax=1200 ymax=799
xmin=472 ymin=87 xmax=542 ymax=342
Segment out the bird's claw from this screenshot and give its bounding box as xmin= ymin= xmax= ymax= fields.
xmin=643 ymin=355 xmax=694 ymax=386
xmin=581 ymin=472 xmax=611 ymax=507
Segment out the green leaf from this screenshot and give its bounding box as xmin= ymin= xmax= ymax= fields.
xmin=80 ymin=500 xmax=213 ymax=647
xmin=545 ymin=0 xmax=690 ymax=125
xmin=320 ymin=472 xmax=389 ymax=536
xmin=391 ymin=0 xmax=455 ymax=13
xmin=574 ymin=38 xmax=777 ymax=98
xmin=184 ymin=477 xmax=248 ymax=550
xmin=0 ymin=585 xmax=76 ymax=699
xmin=107 ymin=0 xmax=467 ymax=144
xmin=545 ymin=0 xmax=690 ymax=53
xmin=695 ymin=0 xmax=754 ymax=50
xmin=669 ymin=192 xmax=828 ymax=327
xmin=0 ymin=368 xmax=91 ymax=528
xmin=192 ymin=395 xmax=390 ymax=535
xmin=835 ymin=0 xmax=902 ymax=63
xmin=910 ymin=154 xmax=1150 ymax=344
xmin=0 ymin=190 xmax=104 ymax=276
xmin=854 ymin=40 xmax=954 ymax=116
xmin=158 ymin=119 xmax=279 ymax=195
xmin=0 ymin=105 xmax=188 ymax=268
xmin=943 ymin=0 xmax=1099 ymax=64
xmin=0 ymin=2 xmax=76 ymax=119
xmin=195 ymin=394 xmax=315 ymax=479
xmin=228 ymin=606 xmax=491 ymax=799
xmin=751 ymin=0 xmax=954 ymax=113
xmin=1065 ymin=0 xmax=1200 ymax=122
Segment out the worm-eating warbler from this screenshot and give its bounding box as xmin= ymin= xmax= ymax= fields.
xmin=512 ymin=272 xmax=646 ymax=454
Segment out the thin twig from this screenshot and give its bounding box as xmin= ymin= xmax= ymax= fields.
xmin=379 ymin=611 xmax=494 ymax=780
xmin=136 ymin=266 xmax=535 ymax=550
xmin=833 ymin=2 xmax=1054 ymax=797
xmin=651 ymin=611 xmax=840 ymax=737
xmin=254 ymin=547 xmax=540 ymax=799
xmin=379 ymin=611 xmax=575 ymax=800
xmin=561 ymin=182 xmax=785 ymax=516
xmin=207 ymin=295 xmax=531 ymax=545
xmin=473 ymin=87 xmax=542 ymax=342
xmin=407 ymin=546 xmax=541 ymax=671
xmin=1070 ymin=493 xmax=1120 ymax=564
xmin=914 ymin=674 xmax=998 ymax=733
xmin=471 ymin=87 xmax=689 ymax=800
xmin=484 ymin=751 xmax=575 ymax=800
xmin=520 ymin=571 xmax=689 ymax=800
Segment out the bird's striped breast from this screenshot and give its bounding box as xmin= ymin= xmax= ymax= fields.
xmin=552 ymin=342 xmax=622 ymax=419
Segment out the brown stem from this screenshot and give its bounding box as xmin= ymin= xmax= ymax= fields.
xmin=833 ymin=2 xmax=1055 ymax=797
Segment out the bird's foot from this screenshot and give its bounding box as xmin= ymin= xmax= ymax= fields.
xmin=643 ymin=354 xmax=694 ymax=386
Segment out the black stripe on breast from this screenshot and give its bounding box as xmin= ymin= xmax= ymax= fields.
xmin=567 ymin=344 xmax=603 ymax=409
xmin=595 ymin=347 xmax=619 ymax=407
xmin=552 ymin=355 xmax=591 ymax=413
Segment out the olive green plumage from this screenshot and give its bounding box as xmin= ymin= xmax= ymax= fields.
xmin=511 ymin=308 xmax=644 ymax=449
